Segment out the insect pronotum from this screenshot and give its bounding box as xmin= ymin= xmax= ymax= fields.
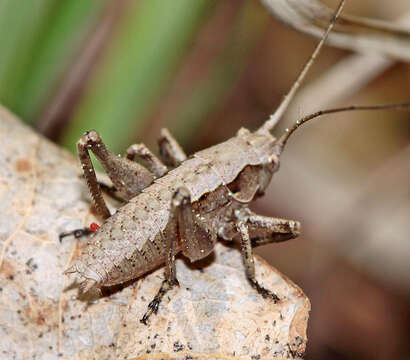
xmin=61 ymin=0 xmax=410 ymax=324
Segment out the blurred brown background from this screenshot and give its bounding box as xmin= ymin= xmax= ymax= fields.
xmin=0 ymin=0 xmax=409 ymax=359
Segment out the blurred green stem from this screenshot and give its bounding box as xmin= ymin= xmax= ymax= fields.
xmin=61 ymin=0 xmax=210 ymax=154
xmin=14 ymin=0 xmax=107 ymax=123
xmin=0 ymin=0 xmax=56 ymax=113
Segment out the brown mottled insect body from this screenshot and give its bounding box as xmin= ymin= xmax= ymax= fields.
xmin=62 ymin=0 xmax=410 ymax=323
xmin=62 ymin=1 xmax=347 ymax=323
xmin=65 ymin=129 xmax=296 ymax=292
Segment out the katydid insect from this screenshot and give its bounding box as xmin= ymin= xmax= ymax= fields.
xmin=60 ymin=0 xmax=410 ymax=324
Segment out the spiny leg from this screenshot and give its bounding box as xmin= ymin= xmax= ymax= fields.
xmin=60 ymin=139 xmax=107 ymax=244
xmin=60 ymin=130 xmax=155 ymax=241
xmin=157 ymin=128 xmax=187 ymax=168
xmin=140 ymin=188 xmax=186 ymax=325
xmin=78 ymin=130 xmax=154 ymax=202
xmin=235 ymin=211 xmax=300 ymax=301
xmin=141 ymin=187 xmax=216 ymax=324
xmin=126 ymin=143 xmax=168 ymax=178
xmin=247 ymin=213 xmax=300 ymax=248
xmin=79 ymin=174 xmax=127 ymax=203
xmin=236 ymin=221 xmax=280 ymax=302
xmin=77 ymin=132 xmax=111 ymax=219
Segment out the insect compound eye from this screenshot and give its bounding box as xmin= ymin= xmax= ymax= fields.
xmin=268 ymin=155 xmax=280 ymax=173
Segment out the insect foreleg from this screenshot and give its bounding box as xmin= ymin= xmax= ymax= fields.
xmin=157 ymin=128 xmax=187 ymax=167
xmin=126 ymin=143 xmax=168 ymax=177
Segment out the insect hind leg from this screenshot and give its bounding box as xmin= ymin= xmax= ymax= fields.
xmin=78 ymin=130 xmax=154 ymax=213
xmin=140 ymin=279 xmax=175 ymax=325
xmin=140 ymin=187 xmax=188 ymax=324
xmin=141 ymin=186 xmax=216 ymax=324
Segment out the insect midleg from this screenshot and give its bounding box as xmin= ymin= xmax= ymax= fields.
xmin=157 ymin=128 xmax=187 ymax=167
xmin=126 ymin=143 xmax=168 ymax=177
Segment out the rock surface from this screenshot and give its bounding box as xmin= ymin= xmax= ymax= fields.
xmin=0 ymin=106 xmax=310 ymax=359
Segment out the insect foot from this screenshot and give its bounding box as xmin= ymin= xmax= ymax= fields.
xmin=59 ymin=227 xmax=92 ymax=242
xmin=140 ymin=279 xmax=178 ymax=325
xmin=250 ymin=278 xmax=280 ymax=303
xmin=236 ymin=219 xmax=282 ymax=303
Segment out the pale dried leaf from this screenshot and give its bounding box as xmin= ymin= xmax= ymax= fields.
xmin=261 ymin=0 xmax=410 ymax=61
xmin=0 ymin=107 xmax=310 ymax=359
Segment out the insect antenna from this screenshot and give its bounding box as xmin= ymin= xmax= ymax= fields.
xmin=274 ymin=102 xmax=410 ymax=154
xmin=257 ymin=0 xmax=345 ymax=134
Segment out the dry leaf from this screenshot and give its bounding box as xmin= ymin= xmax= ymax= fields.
xmin=261 ymin=0 xmax=410 ymax=61
xmin=0 ymin=107 xmax=310 ymax=359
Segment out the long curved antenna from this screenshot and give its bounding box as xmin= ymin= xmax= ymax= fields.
xmin=257 ymin=0 xmax=345 ymax=134
xmin=274 ymin=102 xmax=410 ymax=154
